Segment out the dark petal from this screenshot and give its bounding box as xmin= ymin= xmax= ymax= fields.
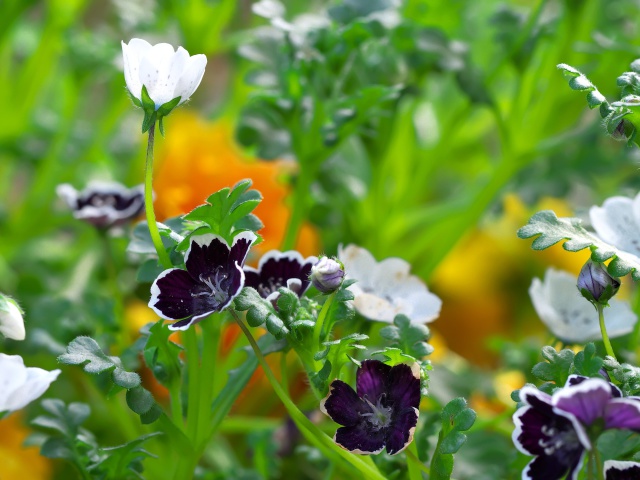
xmin=520 ymin=387 xmax=553 ymax=415
xmin=243 ymin=267 xmax=262 ymax=291
xmin=356 ymin=360 xmax=391 ymax=401
xmin=167 ymin=316 xmax=196 ymax=331
xmin=604 ymin=460 xmax=640 ymax=480
xmin=320 ymin=380 xmax=366 ymax=427
xmin=229 ymin=232 xmax=257 ymax=268
xmin=523 ymin=448 xmax=585 ymax=480
xmin=604 ymin=399 xmax=640 ymax=431
xmin=385 ymin=363 xmax=421 ymax=411
xmin=250 ymin=250 xmax=316 ymax=298
xmin=334 ymin=422 xmax=386 ymax=455
xmin=385 ymin=407 xmax=419 ymax=455
xmin=566 ymin=374 xmax=622 ymax=398
xmin=185 ymin=234 xmax=233 ymax=279
xmin=553 ymin=378 xmax=611 ymax=426
xmin=149 ymin=269 xmax=200 ymax=320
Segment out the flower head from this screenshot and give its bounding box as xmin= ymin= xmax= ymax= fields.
xmin=528 ymin=268 xmax=636 ymax=343
xmin=577 ymin=260 xmax=620 ymax=306
xmin=121 ymin=38 xmax=207 ymax=111
xmin=243 ymin=250 xmax=317 ymax=303
xmin=590 ymin=193 xmax=640 ymax=261
xmin=0 ymin=354 xmax=60 ymax=415
xmin=513 ymin=378 xmax=640 ymax=480
xmin=320 ymin=360 xmax=420 ymax=455
xmin=57 ymin=181 xmax=145 ymax=230
xmin=337 ymin=244 xmax=441 ymax=324
xmin=309 ymin=256 xmax=345 ymax=294
xmin=149 ymin=232 xmax=256 ymax=330
xmin=604 ymin=460 xmax=640 ymax=480
xmin=0 ymin=294 xmax=25 ymax=341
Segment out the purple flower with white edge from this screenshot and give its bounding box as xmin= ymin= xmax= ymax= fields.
xmin=577 ymin=260 xmax=620 ymax=306
xmin=604 ymin=460 xmax=640 ymax=480
xmin=338 ymin=244 xmax=441 ymax=324
xmin=513 ymin=378 xmax=640 ymax=480
xmin=320 ymin=360 xmax=420 ymax=455
xmin=149 ymin=232 xmax=256 ymax=330
xmin=57 ymin=181 xmax=145 ymax=230
xmin=243 ymin=250 xmax=317 ymax=303
xmin=310 ymin=256 xmax=345 ymax=294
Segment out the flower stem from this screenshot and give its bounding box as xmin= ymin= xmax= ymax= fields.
xmin=406 ymin=440 xmax=426 ymax=480
xmin=312 ymin=292 xmax=335 ymax=354
xmin=230 ymin=309 xmax=386 ymax=480
xmin=594 ymin=446 xmax=605 ymax=480
xmin=195 ymin=316 xmax=220 ymax=450
xmin=597 ymin=304 xmax=617 ymax=361
xmin=144 ymin=122 xmax=172 ymax=269
xmin=168 ymin=378 xmax=183 ymax=428
xmin=98 ymin=231 xmax=126 ymax=353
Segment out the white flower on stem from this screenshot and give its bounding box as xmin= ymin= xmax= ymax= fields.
xmin=121 ymin=38 xmax=207 ymax=111
xmin=337 ymin=244 xmax=442 ymax=324
xmin=589 ymin=192 xmax=640 ymax=261
xmin=0 ymin=354 xmax=60 ymax=414
xmin=529 ymin=268 xmax=637 ymax=343
xmin=0 ymin=294 xmax=25 ymax=341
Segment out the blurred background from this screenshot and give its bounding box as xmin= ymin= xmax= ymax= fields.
xmin=2 ymin=0 xmax=640 ymax=478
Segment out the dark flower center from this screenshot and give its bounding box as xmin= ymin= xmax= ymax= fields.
xmin=257 ymin=277 xmax=285 ymax=298
xmin=538 ymin=424 xmax=579 ymax=456
xmin=90 ymin=195 xmax=118 ymax=207
xmin=192 ymin=271 xmax=229 ymax=305
xmin=361 ymin=395 xmax=393 ymax=431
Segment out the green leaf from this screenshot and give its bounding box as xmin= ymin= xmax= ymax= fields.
xmin=604 ymin=357 xmax=640 ymax=396
xmin=32 ymin=400 xmax=90 ymax=437
xmin=91 ymin=432 xmax=161 ymax=480
xmin=140 ymin=85 xmax=155 ymax=111
xmin=517 ymin=210 xmax=640 ymax=280
xmin=573 ymin=343 xmax=604 ymax=377
xmin=379 ymin=314 xmax=434 ymax=359
xmin=430 ymin=398 xmax=476 ymax=480
xmin=157 ymin=95 xmax=181 ymax=116
xmin=126 ymin=386 xmax=155 ymax=415
xmin=59 ymin=336 xmax=142 ymax=389
xmin=142 ymin=320 xmax=183 ymax=386
xmin=531 ymin=346 xmax=574 ymax=385
xmin=234 ymin=287 xmax=282 ymax=331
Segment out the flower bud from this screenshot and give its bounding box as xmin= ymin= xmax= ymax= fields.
xmin=0 ymin=294 xmax=25 ymax=341
xmin=310 ymin=257 xmax=345 ymax=294
xmin=577 ymin=260 xmax=620 ymax=306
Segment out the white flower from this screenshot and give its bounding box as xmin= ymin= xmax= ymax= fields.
xmin=589 ymin=192 xmax=640 ymax=260
xmin=0 ymin=354 xmax=60 ymax=414
xmin=337 ymin=244 xmax=442 ymax=324
xmin=529 ymin=268 xmax=637 ymax=343
xmin=121 ymin=38 xmax=207 ymax=110
xmin=0 ymin=294 xmax=25 ymax=341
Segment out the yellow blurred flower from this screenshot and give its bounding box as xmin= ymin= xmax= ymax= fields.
xmin=431 ymin=194 xmax=590 ymax=366
xmin=0 ymin=414 xmax=51 ymax=480
xmin=153 ymin=111 xmax=319 ymax=258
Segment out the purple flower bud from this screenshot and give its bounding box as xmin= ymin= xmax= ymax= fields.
xmin=310 ymin=257 xmax=345 ymax=294
xmin=577 ymin=260 xmax=620 ymax=306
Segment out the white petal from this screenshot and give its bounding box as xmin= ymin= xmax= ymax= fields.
xmin=338 ymin=244 xmax=377 ymax=290
xmin=353 ymin=293 xmax=396 ymax=322
xmin=172 ymin=54 xmax=207 ymax=105
xmin=370 ymin=257 xmax=411 ymax=296
xmin=4 ymin=366 xmax=60 ymax=412
xmin=590 ymin=196 xmax=640 ymax=259
xmin=0 ymin=300 xmax=25 ymax=341
xmin=56 ymin=183 xmax=79 ymax=209
xmin=121 ymin=39 xmax=151 ymax=101
xmin=138 ymin=43 xmax=178 ymax=107
xmin=0 ymin=354 xmax=27 ymax=411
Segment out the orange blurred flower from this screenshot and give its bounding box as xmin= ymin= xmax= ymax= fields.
xmin=153 ymin=111 xmax=319 ymax=258
xmin=0 ymin=414 xmax=52 ymax=480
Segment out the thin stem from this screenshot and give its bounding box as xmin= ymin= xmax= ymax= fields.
xmin=168 ymin=379 xmax=183 ymax=428
xmin=144 ymin=122 xmax=172 ymax=269
xmin=230 ymin=309 xmax=386 ymax=480
xmin=185 ymin=326 xmax=201 ymax=443
xmin=597 ymin=304 xmax=617 ymax=361
xmin=195 ymin=317 xmax=220 ymax=450
xmin=99 ymin=231 xmax=127 ymax=353
xmin=594 ymin=445 xmax=605 ymax=480
xmin=406 ymin=440 xmax=426 ymax=480
xmin=312 ymin=292 xmax=335 ymax=353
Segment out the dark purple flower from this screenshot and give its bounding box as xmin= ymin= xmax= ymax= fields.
xmin=577 ymin=260 xmax=620 ymax=305
xmin=57 ymin=181 xmax=145 ymax=229
xmin=566 ymin=374 xmax=623 ymax=398
xmin=243 ymin=250 xmax=317 ymax=302
xmin=513 ymin=378 xmax=640 ymax=480
xmin=605 ymin=460 xmax=640 ymax=480
xmin=309 ymin=256 xmax=345 ymax=294
xmin=149 ymin=232 xmax=256 ymax=330
xmin=320 ymin=360 xmax=420 ymax=455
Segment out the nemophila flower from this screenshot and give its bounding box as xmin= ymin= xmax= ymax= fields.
xmin=529 ymin=268 xmax=636 ymax=343
xmin=243 ymin=250 xmax=317 ymax=303
xmin=121 ymin=38 xmax=206 ymax=111
xmin=309 ymin=256 xmax=345 ymax=294
xmin=320 ymin=360 xmax=420 ymax=455
xmin=0 ymin=354 xmax=60 ymax=415
xmin=590 ymin=193 xmax=640 ymax=261
xmin=337 ymin=244 xmax=441 ymax=324
xmin=604 ymin=460 xmax=640 ymax=480
xmin=0 ymin=294 xmax=25 ymax=341
xmin=577 ymin=260 xmax=620 ymax=306
xmin=513 ymin=378 xmax=640 ymax=480
xmin=149 ymin=232 xmax=256 ymax=330
xmin=56 ymin=181 xmax=145 ymax=230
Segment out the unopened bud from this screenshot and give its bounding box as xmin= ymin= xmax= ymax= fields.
xmin=0 ymin=294 xmax=25 ymax=341
xmin=310 ymin=257 xmax=345 ymax=294
xmin=577 ymin=260 xmax=620 ymax=306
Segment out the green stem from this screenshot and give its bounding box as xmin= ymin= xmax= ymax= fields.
xmin=168 ymin=379 xmax=183 ymax=428
xmin=281 ymin=163 xmax=316 ymax=251
xmin=99 ymin=231 xmax=127 ymax=353
xmin=144 ymin=122 xmax=172 ymax=269
xmin=597 ymin=304 xmax=617 ymax=361
xmin=312 ymin=292 xmax=335 ymax=354
xmin=594 ymin=446 xmax=605 ymax=480
xmin=230 ymin=309 xmax=386 ymax=480
xmin=195 ymin=317 xmax=220 ymax=450
xmin=406 ymin=440 xmax=425 ymax=480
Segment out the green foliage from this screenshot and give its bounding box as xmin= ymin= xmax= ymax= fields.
xmin=430 ymin=398 xmax=476 ymax=480
xmin=90 ymin=433 xmax=161 ymax=480
xmin=604 ymin=357 xmax=640 ymax=396
xmin=311 ymin=333 xmax=368 ymax=395
xmin=531 ymin=346 xmax=575 ymax=386
xmin=573 ymin=343 xmax=604 ymax=378
xmin=379 ymin=314 xmax=434 ymax=359
xmin=518 ymin=210 xmax=640 ymax=280
xmin=234 ymin=287 xmax=289 ymax=339
xmin=142 ymin=320 xmax=183 ymax=387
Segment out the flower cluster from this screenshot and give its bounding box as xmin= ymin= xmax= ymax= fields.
xmin=513 ymin=375 xmax=640 ymax=480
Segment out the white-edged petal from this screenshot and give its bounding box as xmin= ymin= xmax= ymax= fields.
xmin=173 ymin=54 xmax=207 ymax=105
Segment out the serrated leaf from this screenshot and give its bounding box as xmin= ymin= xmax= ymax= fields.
xmin=380 ymin=314 xmax=434 ymax=359
xmin=573 ymin=343 xmax=604 ymax=377
xmin=143 ymin=320 xmax=183 ymax=386
xmin=518 ymin=210 xmax=640 ymax=280
xmin=532 ymin=346 xmax=574 ymax=385
xmin=91 ymin=432 xmax=161 ymax=480
xmin=430 ymin=398 xmax=476 ymax=480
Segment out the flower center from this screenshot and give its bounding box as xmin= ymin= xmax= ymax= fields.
xmin=360 ymin=395 xmax=393 ymax=431
xmin=257 ymin=277 xmax=285 ymax=298
xmin=192 ymin=271 xmax=229 ymax=304
xmin=538 ymin=424 xmax=579 ymax=456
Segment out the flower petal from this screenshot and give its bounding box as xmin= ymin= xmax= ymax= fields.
xmin=590 ymin=196 xmax=640 ymax=261
xmin=385 ymin=363 xmax=421 ymax=412
xmin=552 ymin=378 xmax=611 ymax=426
xmin=230 ymin=231 xmax=257 ymax=267
xmin=334 ymin=422 xmax=386 ymax=455
xmin=566 ymin=374 xmax=623 ymax=398
xmin=604 ymin=460 xmax=640 ymax=480
xmin=604 ymin=399 xmax=640 ymax=431
xmin=149 ymin=268 xmax=201 ymax=320
xmin=356 ymin=360 xmax=391 ymax=401
xmin=121 ymin=39 xmax=151 ymax=100
xmin=147 ymin=46 xmax=189 ymax=107
xmin=4 ymin=367 xmax=60 ymax=412
xmin=320 ymin=380 xmax=365 ymax=427
xmin=173 ymin=54 xmax=207 ymax=104
xmin=185 ymin=234 xmax=233 ymax=280
xmin=138 ymin=43 xmax=178 ymax=107
xmin=0 ymin=354 xmax=28 ymax=410
xmin=523 ymin=448 xmax=586 ymax=480
xmin=385 ymin=407 xmax=418 ymax=455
